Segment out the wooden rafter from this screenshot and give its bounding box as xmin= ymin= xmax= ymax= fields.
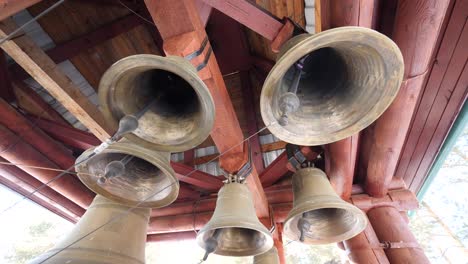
xmin=0 ymin=18 xmax=112 ymax=141
xmin=144 ymin=0 xmax=270 ymax=218
xmin=0 ymin=0 xmax=42 ymax=21
xmin=9 ymin=13 xmax=143 ymax=81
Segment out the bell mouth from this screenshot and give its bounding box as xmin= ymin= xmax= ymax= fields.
xmin=261 ymin=27 xmax=404 ymax=145
xmin=284 ymin=205 xmax=367 ymax=244
xmin=75 ymin=144 xmax=178 ymax=208
xmin=99 ymin=55 xmax=215 ymax=152
xmin=199 ymin=227 xmax=272 ymax=257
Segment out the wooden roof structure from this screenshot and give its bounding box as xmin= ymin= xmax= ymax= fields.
xmin=0 ymin=0 xmax=467 ymax=263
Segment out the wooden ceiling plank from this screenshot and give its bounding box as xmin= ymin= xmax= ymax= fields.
xmin=365 ymin=0 xmax=451 ymax=197
xmin=396 ymin=0 xmax=466 ymax=182
xmin=0 ymin=50 xmax=15 ymax=102
xmin=9 ymin=14 xmax=143 ymax=81
xmin=0 ymin=0 xmax=42 ymax=21
xmin=201 ymin=0 xmax=283 ymax=41
xmin=0 ymin=18 xmax=112 ymax=141
xmin=144 ymin=0 xmax=270 ymax=218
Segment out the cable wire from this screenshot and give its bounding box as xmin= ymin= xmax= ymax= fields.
xmin=0 ymin=0 xmax=66 ymax=45
xmin=36 ymin=122 xmax=275 ymax=263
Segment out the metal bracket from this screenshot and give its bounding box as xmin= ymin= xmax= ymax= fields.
xmin=222 ymin=142 xmax=253 ymax=184
xmin=195 ymin=46 xmax=212 ymax=72
xmin=286 ymin=144 xmax=324 ymax=170
xmin=184 ymin=36 xmax=209 ymax=60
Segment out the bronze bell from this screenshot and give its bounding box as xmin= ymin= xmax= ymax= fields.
xmin=196 ymin=183 xmax=274 ymax=257
xmin=99 ymin=54 xmax=215 ymax=152
xmin=75 ymin=140 xmax=178 ymax=208
xmin=253 ymin=247 xmax=280 ymax=264
xmin=284 ymin=167 xmax=367 ymax=244
xmin=30 ymin=195 xmax=150 ymax=264
xmin=260 ymin=27 xmax=404 ymax=146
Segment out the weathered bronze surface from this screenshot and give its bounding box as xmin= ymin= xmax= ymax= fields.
xmin=197 ymin=183 xmax=274 ymax=257
xmin=30 ymin=195 xmax=150 ymax=264
xmin=284 ymin=168 xmax=367 ymax=244
xmin=261 ymin=27 xmax=404 ymax=145
xmin=75 ymin=140 xmax=178 ymax=208
xmin=253 ymin=247 xmax=280 ymax=264
xmin=99 ymin=54 xmax=215 ymax=152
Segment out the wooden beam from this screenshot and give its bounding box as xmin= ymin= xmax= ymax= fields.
xmin=14 ymin=82 xmax=69 ymax=125
xmin=0 ymin=50 xmax=15 ymax=102
xmin=325 ymin=135 xmax=359 ymax=200
xmin=0 ymin=0 xmax=42 ymax=21
xmin=194 ymin=0 xmax=212 ymax=26
xmin=145 ymin=0 xmax=269 ymax=218
xmin=272 ymin=223 xmax=286 ymax=264
xmin=201 ymin=0 xmax=283 ymax=40
xmin=0 ymin=18 xmax=112 ymax=141
xmin=9 ymin=14 xmax=143 ymax=81
xmin=170 ymin=161 xmax=224 ymax=191
xmin=240 ymin=70 xmax=264 ymax=174
xmin=365 ymin=0 xmax=451 ymax=197
xmin=343 ymin=222 xmax=390 ymax=264
xmin=260 ymin=151 xmax=290 ymax=187
xmin=368 ymin=206 xmax=430 ymax=263
xmin=27 ymin=116 xmax=101 ymax=150
xmin=0 ymin=156 xmax=85 ymax=222
xmin=206 ymin=9 xmax=251 ymax=75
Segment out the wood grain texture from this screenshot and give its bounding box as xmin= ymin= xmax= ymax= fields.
xmin=365 ymin=0 xmax=451 ymax=197
xmin=0 ymin=0 xmax=42 ymax=20
xmin=0 ymin=18 xmax=112 ymax=141
xmin=27 ymin=0 xmax=160 ymax=89
xmin=368 ymin=206 xmax=430 ymax=263
xmin=396 ymin=0 xmax=468 ymax=193
xmin=145 ymin=0 xmax=269 ymax=217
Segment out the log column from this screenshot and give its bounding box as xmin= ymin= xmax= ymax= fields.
xmin=368 ymin=206 xmax=430 ymax=263
xmin=343 ymin=224 xmax=389 ymax=264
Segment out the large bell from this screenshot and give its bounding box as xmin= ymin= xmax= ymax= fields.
xmin=30 ymin=195 xmax=150 ymax=264
xmin=196 ymin=183 xmax=274 ymax=257
xmin=284 ymin=167 xmax=367 ymax=244
xmin=253 ymin=247 xmax=280 ymax=264
xmin=99 ymin=54 xmax=215 ymax=152
xmin=261 ymin=27 xmax=404 ymax=145
xmin=75 ymin=140 xmax=178 ymax=208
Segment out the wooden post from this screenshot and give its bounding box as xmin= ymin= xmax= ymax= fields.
xmin=368 ymin=206 xmax=430 ymax=263
xmin=273 ymin=223 xmax=286 ymax=264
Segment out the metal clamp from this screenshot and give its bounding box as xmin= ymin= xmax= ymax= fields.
xmin=184 ymin=36 xmax=209 ymax=60
xmin=286 ymin=144 xmax=323 ymax=170
xmin=222 ymin=142 xmax=253 ymax=184
xmin=183 ymin=36 xmax=212 ymax=72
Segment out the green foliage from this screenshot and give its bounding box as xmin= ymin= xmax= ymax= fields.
xmin=4 ymin=221 xmax=56 ymax=264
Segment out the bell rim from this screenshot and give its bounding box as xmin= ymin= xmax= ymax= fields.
xmin=196 ymin=225 xmax=274 ymax=257
xmin=260 ymin=26 xmax=404 ymax=146
xmin=283 ymin=199 xmax=368 ymax=244
xmin=98 ymin=54 xmax=215 ymax=152
xmin=75 ymin=141 xmax=179 ymax=208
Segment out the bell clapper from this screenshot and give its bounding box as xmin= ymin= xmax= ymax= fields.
xmin=98 ymin=155 xmax=135 ymax=184
xmin=297 ymin=213 xmax=312 ymax=242
xmin=202 ymin=229 xmax=220 ymax=261
xmin=278 ymin=56 xmax=307 ymax=126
